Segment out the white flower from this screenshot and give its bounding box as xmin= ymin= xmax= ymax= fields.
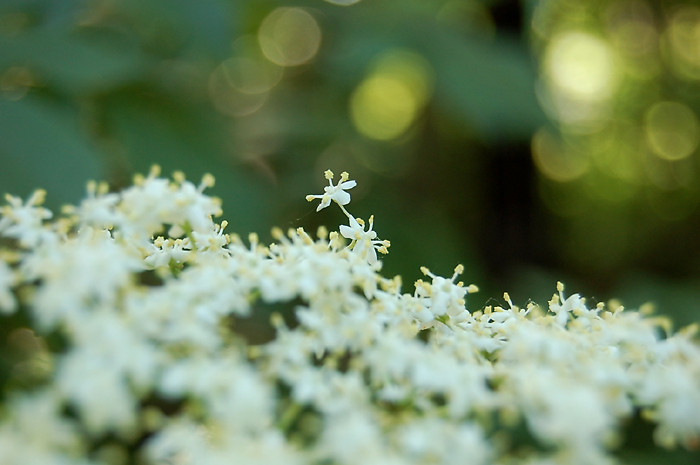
xmin=67 ymin=180 xmax=121 ymax=230
xmin=0 ymin=190 xmax=53 ymax=248
xmin=306 ymin=169 xmax=357 ymax=211
xmin=191 ymin=220 xmax=230 ymax=253
xmin=0 ymin=260 xmax=17 ymax=314
xmin=21 ymin=227 xmax=141 ymax=330
xmin=318 ymin=409 xmax=388 ymax=464
xmin=117 ymin=167 xmax=221 ymax=242
xmin=1 ymin=166 xmax=699 ymax=465
xmin=159 ymin=353 xmax=274 ymax=432
xmin=0 ymin=390 xmax=84 ymax=465
xmin=412 ymin=264 xmax=477 ymax=326
xmin=395 ymin=417 xmax=490 ymax=465
xmin=548 ymin=281 xmax=588 ymax=327
xmin=339 ymin=214 xmax=389 ymax=265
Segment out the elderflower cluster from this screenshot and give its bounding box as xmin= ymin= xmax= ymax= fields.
xmin=0 ymin=168 xmax=699 ymax=465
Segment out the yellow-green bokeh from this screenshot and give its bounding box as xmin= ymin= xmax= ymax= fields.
xmin=350 ymin=49 xmax=433 ymax=141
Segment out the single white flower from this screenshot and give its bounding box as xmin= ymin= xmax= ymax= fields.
xmin=339 ymin=214 xmax=389 ymax=265
xmin=66 ymin=180 xmax=121 ymax=230
xmin=306 ymin=170 xmax=357 ymax=212
xmin=549 ymin=281 xmax=587 ymax=327
xmin=0 ymin=190 xmax=53 ymax=248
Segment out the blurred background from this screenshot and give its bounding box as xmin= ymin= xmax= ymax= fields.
xmin=1 ymin=0 xmax=700 ymax=326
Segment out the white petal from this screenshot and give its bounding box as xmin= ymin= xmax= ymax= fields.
xmin=367 ymin=245 xmax=378 ymax=264
xmin=333 ymin=191 xmax=351 ymax=205
xmin=339 ymin=224 xmax=355 ymax=239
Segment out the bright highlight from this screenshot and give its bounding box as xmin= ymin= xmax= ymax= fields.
xmin=258 ymin=8 xmax=321 ymax=67
xmin=645 ymin=101 xmax=700 ymax=161
xmin=350 ymin=50 xmax=433 ymax=141
xmin=545 ymin=31 xmax=617 ymax=101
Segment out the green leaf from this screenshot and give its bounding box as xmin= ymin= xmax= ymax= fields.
xmin=324 ymin=4 xmax=545 ymax=140
xmin=0 ymin=95 xmax=102 ymax=207
xmin=426 ymin=30 xmax=545 ymax=139
xmin=0 ymin=28 xmax=146 ymax=95
xmin=104 ymin=93 xmax=275 ymax=235
xmin=113 ymin=0 xmax=236 ymax=60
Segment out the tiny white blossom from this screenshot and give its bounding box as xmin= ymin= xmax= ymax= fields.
xmin=0 ymin=190 xmax=53 ymax=248
xmin=306 ymin=169 xmax=357 ymax=211
xmin=339 ymin=214 xmax=389 ymax=265
xmin=413 ymin=264 xmax=475 ymax=326
xmin=548 ymin=281 xmax=588 ymax=327
xmin=66 ymin=180 xmax=121 ymax=230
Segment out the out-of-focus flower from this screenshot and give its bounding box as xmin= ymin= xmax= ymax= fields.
xmin=0 ymin=168 xmax=697 ymax=464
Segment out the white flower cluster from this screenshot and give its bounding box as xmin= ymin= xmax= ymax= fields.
xmin=0 ymin=168 xmax=698 ymax=465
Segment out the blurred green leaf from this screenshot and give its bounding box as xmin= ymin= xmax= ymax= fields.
xmin=323 ymin=3 xmax=545 ymax=140
xmin=427 ymin=32 xmax=545 ymax=139
xmin=113 ymin=0 xmax=235 ymax=60
xmin=104 ymin=93 xmax=275 ymax=235
xmin=0 ymin=95 xmax=102 ymax=206
xmin=613 ymin=273 xmax=700 ymax=329
xmin=0 ymin=28 xmax=146 ymax=95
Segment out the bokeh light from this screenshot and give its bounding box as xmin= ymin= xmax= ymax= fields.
xmin=606 ymin=1 xmax=659 ymax=76
xmin=542 ymin=31 xmax=619 ymax=127
xmin=645 ymin=101 xmax=700 ymax=161
xmin=350 ymin=49 xmax=433 ymax=141
xmin=531 ymin=129 xmax=590 ymax=183
xmin=258 ymin=8 xmax=321 ymax=67
xmin=545 ymin=31 xmax=617 ymax=102
xmin=322 ymin=0 xmax=362 ymax=5
xmin=208 ymin=36 xmax=282 ymax=118
xmin=220 ymin=57 xmax=281 ymax=96
xmin=664 ymin=5 xmax=700 ymax=80
xmin=530 ymin=0 xmax=700 ymax=290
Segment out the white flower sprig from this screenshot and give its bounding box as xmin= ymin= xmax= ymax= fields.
xmin=306 ymin=169 xmax=390 ymax=265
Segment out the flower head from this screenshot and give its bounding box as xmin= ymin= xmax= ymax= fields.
xmin=306 ymin=170 xmax=357 ymax=212
xmin=1 ymin=166 xmax=698 ymax=465
xmin=0 ymin=190 xmax=53 ymax=248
